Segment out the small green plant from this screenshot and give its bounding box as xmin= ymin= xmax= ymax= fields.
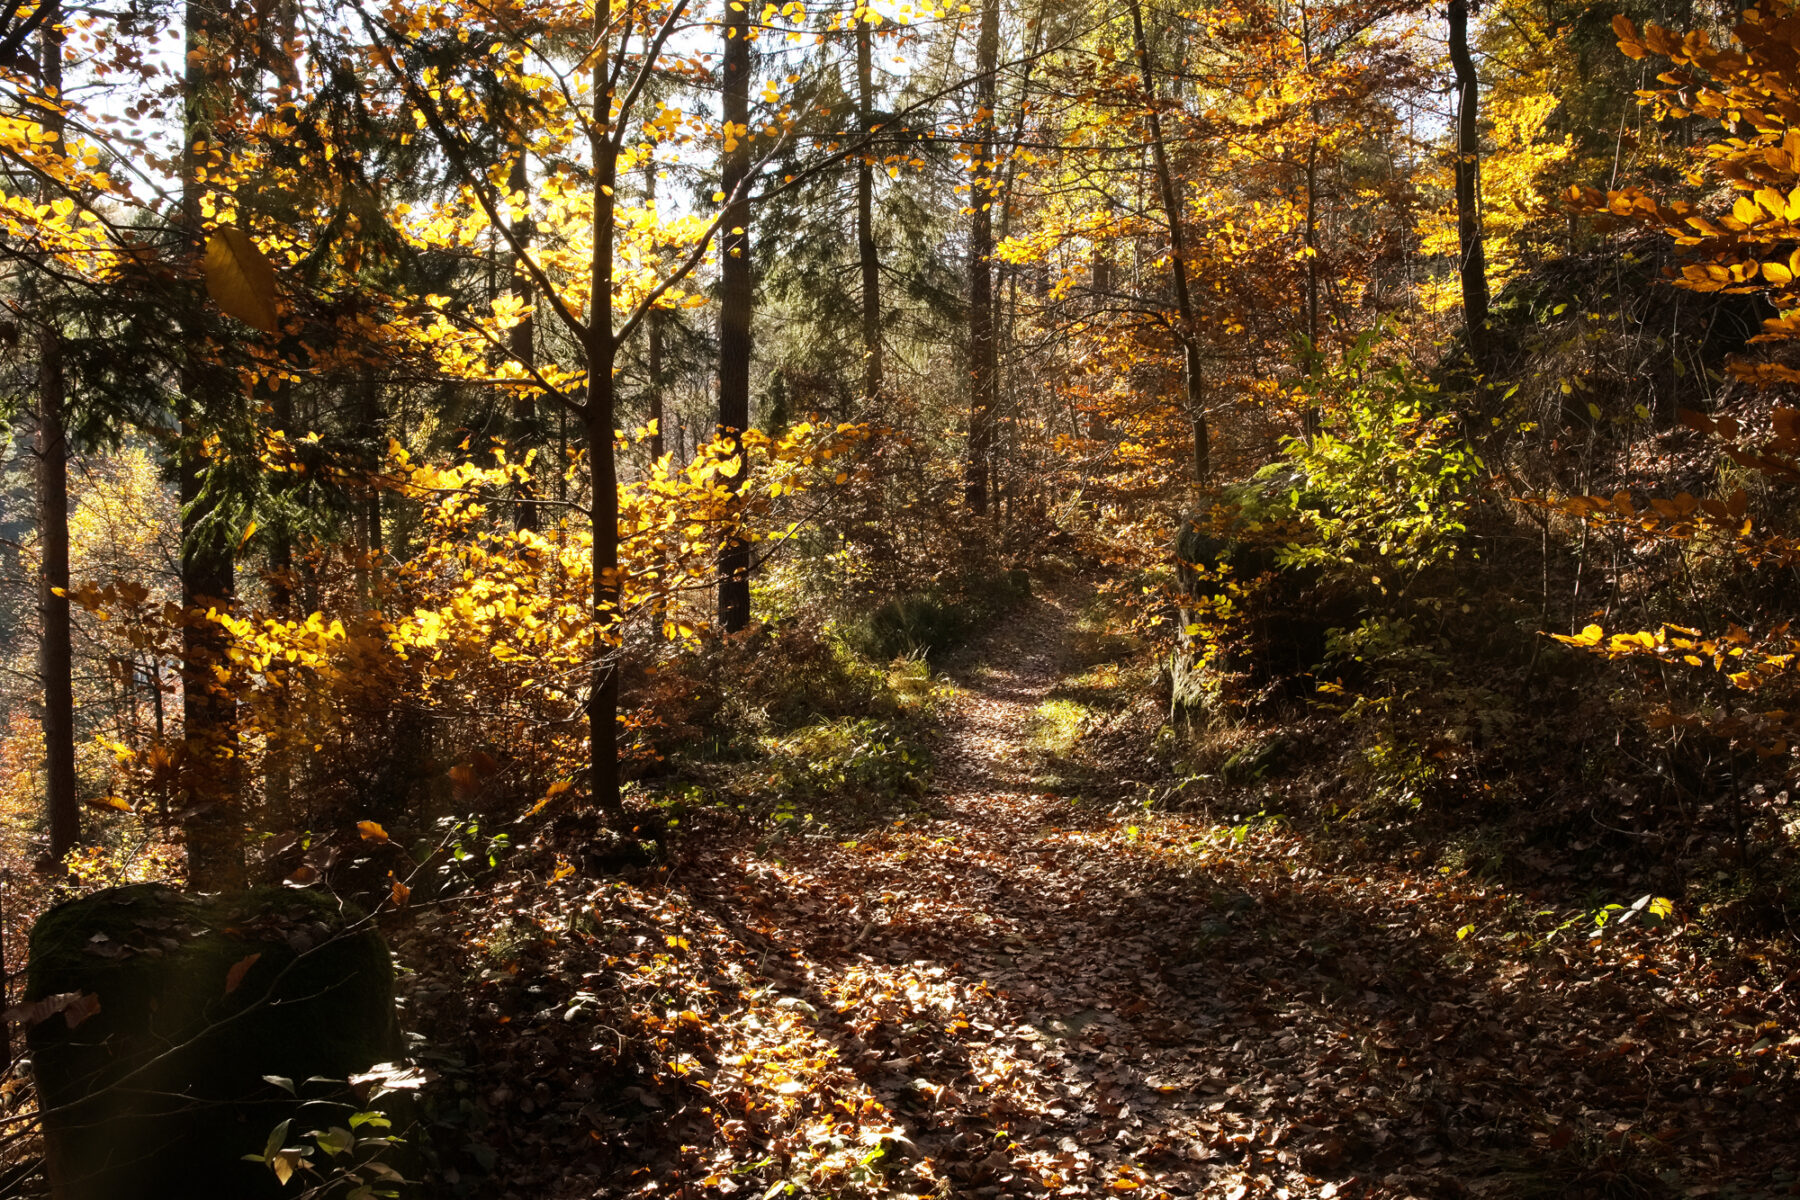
xmin=246 ymin=1082 xmax=409 ymax=1199
xmin=1588 ymin=894 xmax=1676 ymax=938
xmin=434 ymin=816 xmax=511 ymax=886
xmin=845 ymin=566 xmax=1030 ymax=662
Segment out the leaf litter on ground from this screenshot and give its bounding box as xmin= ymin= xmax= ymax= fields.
xmin=395 ymin=584 xmax=1799 ymax=1199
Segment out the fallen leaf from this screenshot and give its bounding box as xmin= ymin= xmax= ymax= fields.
xmin=224 ymin=953 xmax=261 ymax=996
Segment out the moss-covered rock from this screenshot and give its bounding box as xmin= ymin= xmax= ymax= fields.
xmin=26 ymin=884 xmax=402 ymax=1200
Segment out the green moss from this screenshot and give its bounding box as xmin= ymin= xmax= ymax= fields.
xmin=27 ymin=884 xmax=402 ymax=1200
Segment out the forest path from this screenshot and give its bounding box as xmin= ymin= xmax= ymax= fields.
xmin=675 ymin=580 xmax=1792 ymax=1199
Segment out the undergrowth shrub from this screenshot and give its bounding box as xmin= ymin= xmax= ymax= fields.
xmin=846 ymin=566 xmax=1031 ymax=661
xmin=1280 ymin=330 xmax=1482 ymax=590
xmin=756 ymin=717 xmax=929 ymax=805
xmin=652 ymin=620 xmax=900 ymax=760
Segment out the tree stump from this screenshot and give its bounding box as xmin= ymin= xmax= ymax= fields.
xmin=24 ymin=884 xmax=402 ymax=1200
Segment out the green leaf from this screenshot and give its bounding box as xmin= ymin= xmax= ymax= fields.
xmin=313 ymin=1126 xmax=355 ymax=1157
xmin=203 ymin=226 xmax=281 ymax=333
xmin=262 ymin=1119 xmax=291 ymax=1163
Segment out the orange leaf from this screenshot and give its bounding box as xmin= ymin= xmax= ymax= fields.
xmin=357 ymin=820 xmax=389 ymax=842
xmin=390 ymin=879 xmax=411 ymax=908
xmin=224 ymin=953 xmax=261 ymax=996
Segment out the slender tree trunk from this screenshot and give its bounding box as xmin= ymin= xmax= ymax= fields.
xmin=1302 ymin=136 xmax=1322 ymax=439
xmin=964 ymin=0 xmax=999 ymax=514
xmin=645 ymin=161 xmax=665 ymax=463
xmin=36 ymin=14 xmax=76 ymax=863
xmin=992 ymin=33 xmax=1039 ymax=516
xmin=358 ymin=380 xmax=383 ymax=561
xmin=856 ymin=13 xmax=882 ymax=402
xmin=586 ymin=0 xmax=624 ymax=820
xmin=181 ymin=0 xmax=244 ymax=890
xmin=1449 ymin=0 xmax=1490 ymax=367
xmin=264 ymin=382 xmax=293 ymax=823
xmin=33 ymin=370 xmax=75 ymax=859
xmin=1300 ymin=2 xmax=1322 ymax=439
xmin=1126 ymin=0 xmax=1207 ymax=486
xmin=510 ymin=146 xmax=539 ymax=531
xmin=717 ymin=1 xmax=753 ymax=630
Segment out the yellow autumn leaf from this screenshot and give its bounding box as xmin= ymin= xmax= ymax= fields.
xmin=357 ymin=819 xmax=389 ymax=842
xmin=203 ymin=226 xmax=281 ymax=333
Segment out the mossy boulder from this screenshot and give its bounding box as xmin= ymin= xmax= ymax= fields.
xmin=25 ymin=884 xmax=402 ymax=1200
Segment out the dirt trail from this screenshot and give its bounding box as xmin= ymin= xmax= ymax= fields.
xmin=681 ymin=584 xmax=1796 ymax=1199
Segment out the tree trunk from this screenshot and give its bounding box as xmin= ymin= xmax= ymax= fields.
xmin=36 ymin=14 xmax=76 ymax=864
xmin=717 ymin=1 xmax=753 ymax=631
xmin=181 ymin=0 xmax=244 ymax=891
xmin=1299 ymin=1 xmax=1323 ymax=440
xmin=964 ymin=0 xmax=999 ymax=514
xmin=586 ymin=0 xmax=624 ymax=821
xmin=645 ymin=161 xmax=665 ymax=463
xmin=358 ymin=380 xmax=383 ymax=562
xmin=37 ymin=334 xmax=77 ymax=861
xmin=1126 ymin=0 xmax=1207 ymax=487
xmin=857 ymin=13 xmax=882 ymax=402
xmin=1449 ymin=0 xmax=1490 ymax=367
xmin=264 ymin=381 xmax=293 ymax=824
xmin=1302 ymin=135 xmax=1322 ymax=439
xmin=510 ymin=146 xmax=539 ymax=531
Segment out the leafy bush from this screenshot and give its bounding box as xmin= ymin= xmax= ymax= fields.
xmin=846 ymin=566 xmax=1031 ymax=661
xmin=849 ymin=591 xmax=969 ymax=661
xmin=757 ymin=717 xmax=929 ymax=807
xmin=1279 ymin=331 xmax=1482 ymax=588
xmin=651 ymin=621 xmax=901 ymax=763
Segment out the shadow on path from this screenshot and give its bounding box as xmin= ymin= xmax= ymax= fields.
xmin=687 ymin=583 xmax=1796 ymax=1199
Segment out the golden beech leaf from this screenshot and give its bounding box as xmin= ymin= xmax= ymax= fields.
xmin=390 ymin=879 xmax=411 ymax=908
xmin=357 ymin=819 xmax=389 ymax=842
xmin=1613 ymin=14 xmax=1646 ymax=57
xmin=202 ymin=226 xmax=280 ymax=333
